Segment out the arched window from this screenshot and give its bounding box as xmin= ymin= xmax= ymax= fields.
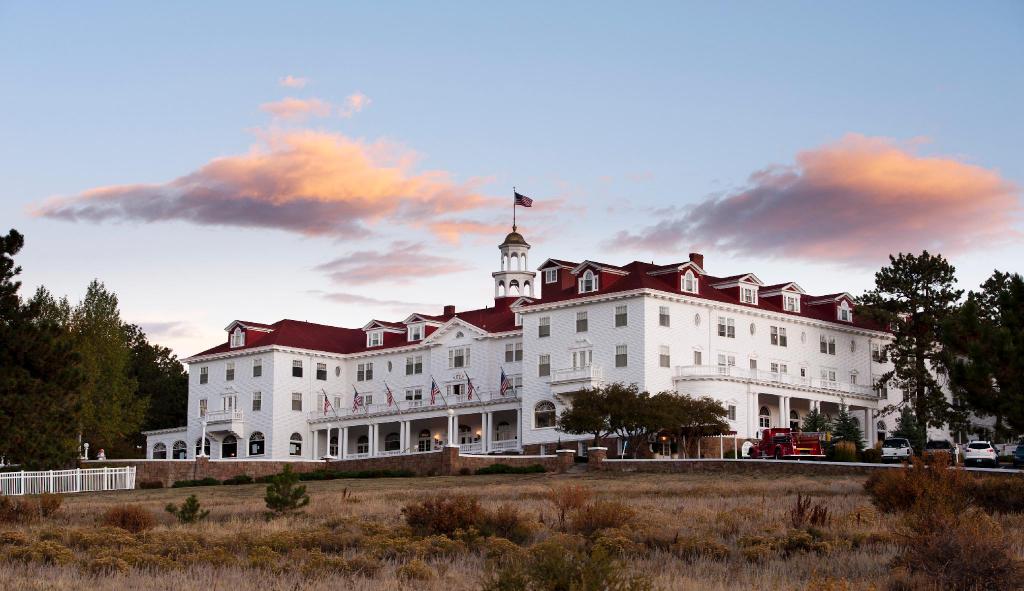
xmin=876 ymin=420 xmax=887 ymax=442
xmin=384 ymin=432 xmax=400 ymax=452
xmin=193 ymin=438 xmax=209 ymax=457
xmin=496 ymin=421 xmax=514 ymax=441
xmin=458 ymin=424 xmax=474 ymax=445
xmin=789 ymin=410 xmax=800 ymax=431
xmin=535 ymin=401 xmax=556 ymax=428
xmin=524 ymin=281 xmax=533 ymax=297
xmin=417 ymin=429 xmax=432 ymax=452
xmin=509 ymin=279 xmax=520 ymax=296
xmin=356 ymin=435 xmax=369 ymax=454
xmin=230 ymin=327 xmax=245 ymax=348
xmin=510 ymin=253 xmax=519 ymax=271
xmin=172 ymin=440 xmax=187 ymax=459
xmin=758 ymin=406 xmax=771 ymax=429
xmin=682 ymin=270 xmax=697 ymax=293
xmin=249 ymin=431 xmax=265 ymax=456
xmin=502 ymin=254 xmax=508 ymax=270
xmin=222 ymin=434 xmax=238 ymax=458
xmin=838 ymin=300 xmax=853 ymax=322
xmin=153 ymin=442 xmax=167 ymax=459
xmin=289 ymin=433 xmax=303 ymax=456
xmin=497 ymin=281 xmax=506 ymax=297
xmin=578 ymin=270 xmax=597 ymax=293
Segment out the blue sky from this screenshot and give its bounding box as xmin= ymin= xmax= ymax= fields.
xmin=2 ymin=2 xmax=1022 ymax=357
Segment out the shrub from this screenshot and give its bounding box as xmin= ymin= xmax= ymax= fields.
xmin=84 ymin=555 xmax=131 ymax=575
xmin=138 ymin=480 xmax=164 ymax=489
xmin=171 ymin=477 xmax=221 ymax=488
xmin=222 ymin=474 xmax=253 ymax=485
xmin=0 ymin=494 xmax=62 ymax=523
xmin=397 ymin=558 xmax=435 ymax=581
xmin=860 ymin=448 xmax=882 ymax=463
xmin=790 ymin=493 xmax=831 ymax=528
xmin=165 ymin=494 xmax=210 ymax=524
xmin=483 ymin=536 xmax=650 ymax=591
xmin=5 ymin=540 xmax=74 ymax=565
xmin=864 ymin=455 xmax=1023 ymax=515
xmin=402 ymin=494 xmax=483 ymax=537
xmin=671 ymin=536 xmax=730 ymax=561
xmin=479 ymin=503 xmax=536 ymax=544
xmin=264 ymin=465 xmax=310 ymax=514
xmin=103 ymin=505 xmax=156 ymax=533
xmin=545 ymin=484 xmax=592 ymax=529
xmin=570 ymin=500 xmax=635 ymax=537
xmin=970 ymin=477 xmax=1024 ymax=513
xmin=476 ymin=463 xmax=546 ymax=475
xmin=832 ymin=441 xmax=858 ymax=462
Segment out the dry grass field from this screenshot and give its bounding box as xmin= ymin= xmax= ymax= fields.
xmin=0 ymin=469 xmax=1021 ymax=590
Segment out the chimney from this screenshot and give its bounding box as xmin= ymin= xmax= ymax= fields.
xmin=688 ymin=252 xmax=704 ymax=269
xmin=443 ymin=305 xmax=456 ymax=316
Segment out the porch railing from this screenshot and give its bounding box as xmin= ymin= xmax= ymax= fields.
xmin=0 ymin=467 xmax=136 ymax=496
xmin=307 ymin=388 xmax=518 ymax=423
xmin=673 ymin=365 xmax=877 ymax=397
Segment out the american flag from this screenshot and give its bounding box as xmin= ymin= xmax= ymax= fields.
xmin=323 ymin=391 xmax=334 ymax=416
xmin=430 ymin=378 xmax=441 ymax=405
xmin=466 ymin=374 xmax=475 ymax=400
xmin=500 ymin=368 xmax=512 ymax=397
xmin=351 ymin=385 xmax=363 ymax=412
xmin=514 ymin=191 xmax=533 ymax=207
xmin=385 ymin=382 xmax=395 ymax=407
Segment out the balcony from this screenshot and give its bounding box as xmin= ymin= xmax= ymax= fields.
xmin=673 ymin=365 xmax=877 ymax=399
xmin=202 ymin=409 xmax=244 ymax=433
xmin=549 ymin=365 xmax=604 ymax=397
xmin=306 ymin=389 xmax=518 ymax=424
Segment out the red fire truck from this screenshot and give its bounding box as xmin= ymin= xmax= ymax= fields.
xmin=749 ymin=428 xmax=825 ymax=459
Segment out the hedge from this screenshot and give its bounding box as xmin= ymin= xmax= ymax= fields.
xmin=475 ymin=463 xmax=546 ymax=475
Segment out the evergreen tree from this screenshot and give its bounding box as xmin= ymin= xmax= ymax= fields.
xmin=124 ymin=323 xmax=188 ymax=455
xmin=892 ymin=405 xmax=927 ymax=452
xmin=801 ymin=407 xmax=832 ymax=434
xmin=0 ymin=230 xmax=83 ymax=468
xmin=860 ymin=252 xmax=962 ymax=428
xmin=265 ymin=465 xmax=310 ymax=514
xmin=831 ymin=402 xmax=865 ymax=452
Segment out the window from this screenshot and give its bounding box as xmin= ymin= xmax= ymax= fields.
xmin=291 ymin=392 xmax=302 ymax=411
xmin=225 ymin=362 xmax=235 ymax=381
xmin=447 ymin=383 xmax=466 ymax=398
xmin=194 ymin=438 xmax=209 ymax=457
xmin=449 ymin=347 xmax=470 ymax=368
xmin=749 ymin=358 xmax=758 ymax=370
xmin=740 ymin=286 xmax=757 ymax=304
xmin=221 ymin=394 xmax=236 ymax=411
xmin=572 ymin=349 xmax=592 ymax=369
xmin=356 ymin=435 xmax=369 ymax=454
xmin=357 ymin=362 xmax=373 ymax=381
xmin=417 ymin=429 xmax=432 ymax=452
xmin=316 ymin=362 xmax=327 ymax=381
xmin=367 ymin=330 xmax=383 ymax=347
xmin=615 ymin=305 xmax=628 ymax=327
xmin=693 ymin=350 xmax=702 ymax=365
xmin=770 ymin=362 xmax=788 ymax=374
xmin=249 ymin=432 xmax=265 ymax=456
xmin=578 ymin=270 xmax=598 ymax=293
xmin=538 ymin=354 xmax=551 ymax=377
xmin=770 ymin=326 xmax=788 ymax=347
xmin=727 ymin=405 xmax=737 ymax=421
xmin=230 ymin=328 xmax=245 ymax=348
xmin=534 ymin=401 xmax=556 ymax=428
xmin=406 ymin=355 xmax=423 ymax=375
xmin=682 ymin=271 xmax=697 ymax=293
xmin=800 ymin=367 xmax=807 ymax=378
xmin=850 ymin=372 xmax=858 ymax=385
xmin=253 ymin=358 xmax=262 ymax=377
xmin=871 ymin=343 xmax=887 ymax=362
xmin=820 ymin=368 xmax=837 ymax=382
xmin=659 ymin=306 xmax=671 ymax=327
xmin=505 ymin=342 xmax=523 ymax=362
xmin=198 ymin=398 xmax=207 ymax=417
xmin=538 ymin=316 xmax=551 ymax=338
xmin=576 ymin=311 xmax=588 ymax=332
xmin=717 ymin=354 xmax=736 ymax=368
xmin=838 ymin=301 xmax=853 ymax=322
xmin=784 ymin=294 xmax=800 ymax=312
xmin=615 ymin=344 xmax=628 ymax=367
xmin=717 ymin=317 xmax=736 ymax=338
xmin=172 ymin=440 xmax=187 ymax=459
xmin=222 ymin=434 xmax=238 ymax=458
xmin=515 ymin=312 xmax=523 ymax=327
xmin=405 ymin=387 xmax=423 ymax=401
xmin=790 ymin=410 xmax=800 ymax=431
xmin=252 ymin=391 xmax=262 ymax=412
xmin=759 ymin=406 xmax=771 ymax=429
xmin=544 ymin=268 xmax=558 ymax=283
xmin=199 ymin=366 xmax=208 ymax=384
xmin=659 ymin=345 xmax=670 ymax=368
xmin=875 ymin=381 xmax=889 ymax=398
xmin=384 ymin=432 xmax=401 ymax=452
xmin=820 ymin=335 xmax=836 ymax=355
xmin=289 ymin=433 xmax=302 ymax=456
xmin=152 ymin=442 xmax=167 ymax=459
xmin=512 ymin=374 xmax=523 ymax=395
xmin=292 ymin=360 xmax=303 ymax=377
xmin=408 ymin=324 xmax=424 ymax=341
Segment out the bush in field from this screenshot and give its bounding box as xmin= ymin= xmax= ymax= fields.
xmin=397 ymin=558 xmax=435 ymax=581
xmin=479 ymin=503 xmax=536 ymax=544
xmin=831 ymin=441 xmax=858 ymax=462
xmin=790 ymin=493 xmax=831 ymax=528
xmin=403 ymin=494 xmax=482 ymax=537
xmin=264 ymin=465 xmax=310 ymax=515
xmin=165 ymin=494 xmax=210 ymax=524
xmin=969 ymin=477 xmax=1024 ymax=513
xmin=482 ymin=535 xmax=651 ymax=591
xmin=545 ymin=484 xmax=592 ymax=529
xmin=138 ymin=480 xmax=163 ymax=489
xmin=864 ymin=455 xmax=1024 ymax=515
xmin=570 ymin=500 xmax=635 ymax=537
xmin=476 ymin=463 xmax=546 ymax=475
xmin=171 ymin=477 xmax=221 ymax=488
xmin=222 ymin=474 xmax=253 ymax=485
xmin=0 ymin=494 xmax=62 ymax=523
xmin=102 ymin=505 xmax=156 ymax=533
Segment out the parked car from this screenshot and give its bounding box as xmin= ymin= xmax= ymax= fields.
xmin=881 ymin=437 xmax=913 ymax=463
xmin=963 ymin=440 xmax=999 ymax=468
xmin=924 ymin=439 xmax=959 ymax=464
xmin=1013 ymin=442 xmax=1024 ymax=468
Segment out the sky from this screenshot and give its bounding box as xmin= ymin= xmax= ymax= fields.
xmin=2 ymin=2 xmax=1022 ymax=359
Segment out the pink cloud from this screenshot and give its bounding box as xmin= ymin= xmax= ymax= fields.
xmin=428 ymin=219 xmax=509 ymax=244
xmin=314 ymin=242 xmax=464 ymax=285
xmin=259 ymin=97 xmax=332 ymax=121
xmin=613 ymin=134 xmax=1021 ymax=265
xmin=339 ymin=92 xmax=372 ymax=118
xmin=279 ymin=75 xmax=308 ymax=89
xmin=308 ymin=290 xmax=436 ymax=311
xmin=32 ymin=129 xmax=494 ymax=239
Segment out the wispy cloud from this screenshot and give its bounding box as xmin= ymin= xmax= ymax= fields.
xmin=314 ymin=241 xmax=464 ymax=285
xmin=33 ymin=129 xmax=494 ymax=240
xmin=612 ymin=134 xmax=1021 ymax=265
xmin=137 ymin=320 xmax=198 ymax=341
xmin=279 ymin=75 xmax=308 ymax=89
xmin=339 ymin=92 xmax=371 ymax=118
xmin=260 ymin=97 xmax=332 ymax=121
xmin=428 ymin=219 xmax=508 ymax=243
xmin=308 ymin=289 xmax=437 ymax=311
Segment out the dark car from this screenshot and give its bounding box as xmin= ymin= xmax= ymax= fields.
xmin=924 ymin=440 xmax=958 ymax=464
xmin=1013 ymin=442 xmax=1024 ymax=468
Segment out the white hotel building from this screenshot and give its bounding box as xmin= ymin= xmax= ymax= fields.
xmin=145 ymin=229 xmax=921 ymax=461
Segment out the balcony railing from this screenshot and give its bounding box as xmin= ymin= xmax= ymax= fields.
xmin=551 ymin=365 xmax=604 ymax=384
xmin=490 ymin=438 xmax=519 ymax=452
xmin=204 ymin=409 xmax=244 ymax=423
xmin=673 ymin=365 xmax=877 ymax=397
xmin=307 ymin=389 xmax=517 ymax=423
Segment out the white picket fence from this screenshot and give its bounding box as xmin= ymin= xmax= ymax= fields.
xmin=0 ymin=467 xmax=136 ymax=496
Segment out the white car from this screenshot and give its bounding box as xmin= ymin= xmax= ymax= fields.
xmin=963 ymin=441 xmax=999 ymax=468
xmin=881 ymin=438 xmax=913 ymax=463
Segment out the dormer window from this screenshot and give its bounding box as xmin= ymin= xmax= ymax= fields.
xmin=578 ymin=270 xmax=598 ymax=294
xmin=229 ymin=327 xmax=245 ymax=348
xmin=783 ymin=294 xmax=801 ymax=313
xmin=740 ymin=286 xmax=758 ymax=305
xmin=544 ymin=268 xmax=558 ymax=284
xmin=408 ymin=324 xmax=424 ymax=341
xmin=838 ymin=301 xmax=853 ymax=322
xmin=682 ymin=270 xmax=698 ymax=294
xmin=367 ymin=330 xmax=383 ymax=347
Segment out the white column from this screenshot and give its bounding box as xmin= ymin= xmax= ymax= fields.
xmin=865 ymin=409 xmax=873 ymax=447
xmin=750 ymin=391 xmax=758 ymax=438
xmin=313 ymin=429 xmax=320 ymax=459
xmin=405 ymin=421 xmax=412 ymax=452
xmin=516 ymin=408 xmax=523 ymax=448
xmin=399 ymin=421 xmax=406 ymax=453
xmin=447 ymin=411 xmax=456 ymax=446
xmin=484 ymin=412 xmax=492 ymax=452
xmin=341 ymin=427 xmax=348 ymax=459
xmin=369 ymin=424 xmax=377 ymax=457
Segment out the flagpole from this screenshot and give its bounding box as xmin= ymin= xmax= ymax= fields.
xmin=512 ymin=186 xmax=516 ymax=231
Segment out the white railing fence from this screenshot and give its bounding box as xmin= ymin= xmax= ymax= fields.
xmin=0 ymin=467 xmax=136 ymax=496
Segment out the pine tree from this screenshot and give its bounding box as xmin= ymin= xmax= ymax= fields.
xmin=893 ymin=405 xmax=927 ymax=452
xmin=124 ymin=323 xmax=188 ymax=456
xmin=832 ymin=402 xmax=865 ymax=452
xmin=801 ymin=407 xmax=832 ymax=434
xmin=265 ymin=465 xmax=310 ymax=514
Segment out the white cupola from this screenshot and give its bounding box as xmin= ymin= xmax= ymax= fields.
xmin=491 ymin=226 xmax=536 ymax=299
